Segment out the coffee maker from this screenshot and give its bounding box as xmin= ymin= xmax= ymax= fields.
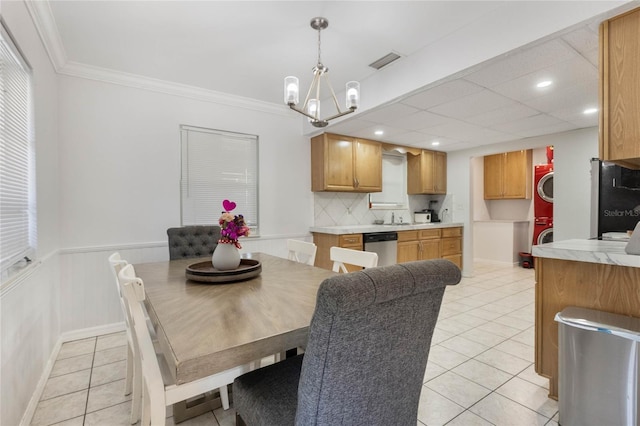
xmin=427 ymin=200 xmax=441 ymax=223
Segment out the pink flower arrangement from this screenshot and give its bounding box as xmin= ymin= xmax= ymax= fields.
xmin=218 ymin=200 xmax=250 ymax=248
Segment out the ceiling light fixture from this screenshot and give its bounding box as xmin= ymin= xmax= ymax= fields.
xmin=583 ymin=107 xmax=598 ymax=115
xmin=536 ymin=80 xmax=553 ymax=88
xmin=374 ymin=130 xmax=384 ymax=136
xmin=284 ymin=17 xmax=360 ymax=128
xmin=431 ymin=141 xmax=440 ymax=146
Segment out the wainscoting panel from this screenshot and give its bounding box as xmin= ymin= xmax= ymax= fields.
xmin=57 ymin=236 xmax=310 ymax=333
xmin=1 ymin=253 xmax=61 ymax=426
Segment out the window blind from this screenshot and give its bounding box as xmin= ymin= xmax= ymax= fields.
xmin=180 ymin=126 xmax=259 ymax=234
xmin=0 ymin=22 xmax=36 ymax=278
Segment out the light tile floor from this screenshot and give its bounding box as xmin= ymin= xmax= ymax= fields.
xmin=31 ymin=262 xmax=559 ymax=426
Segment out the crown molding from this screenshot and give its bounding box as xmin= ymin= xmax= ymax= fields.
xmin=60 ymin=61 xmax=290 ymax=116
xmin=24 ymin=0 xmax=290 ymax=116
xmin=24 ymin=0 xmax=67 ymax=71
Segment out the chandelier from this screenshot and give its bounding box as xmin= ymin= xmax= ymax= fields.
xmin=284 ymin=17 xmax=360 ymax=128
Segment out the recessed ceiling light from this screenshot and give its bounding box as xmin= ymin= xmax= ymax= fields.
xmin=431 ymin=141 xmax=440 ymax=146
xmin=536 ymin=80 xmax=553 ymax=88
xmin=374 ymin=130 xmax=384 ymax=136
xmin=583 ymin=107 xmax=598 ymax=115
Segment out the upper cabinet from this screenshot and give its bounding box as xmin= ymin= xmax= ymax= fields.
xmin=484 ymin=150 xmax=532 ymax=200
xmin=599 ymin=7 xmax=640 ymax=169
xmin=407 ymin=149 xmax=447 ymax=195
xmin=311 ymin=133 xmax=382 ymax=192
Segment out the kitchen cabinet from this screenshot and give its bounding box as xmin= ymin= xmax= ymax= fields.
xmin=483 ymin=150 xmax=532 ymax=200
xmin=312 ymin=232 xmax=363 ymax=272
xmin=441 ymin=227 xmax=462 ymax=268
xmin=396 ymin=228 xmax=460 ymax=265
xmin=407 ymin=149 xmax=447 ymax=194
xmin=311 ymin=133 xmax=382 ymax=192
xmin=599 ymin=7 xmax=640 ymax=169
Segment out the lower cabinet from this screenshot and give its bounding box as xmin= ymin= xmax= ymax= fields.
xmin=313 ymin=227 xmax=463 ymax=271
xmin=397 ymin=227 xmax=462 ymax=268
xmin=441 ymin=227 xmax=462 ymax=268
xmin=312 ymin=233 xmax=363 ymax=272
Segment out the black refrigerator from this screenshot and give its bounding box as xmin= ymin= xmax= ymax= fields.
xmin=591 ymin=159 xmax=640 ymax=238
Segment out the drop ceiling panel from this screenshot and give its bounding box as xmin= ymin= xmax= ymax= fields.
xmin=464 ymin=39 xmax=579 ymax=88
xmin=526 ymin=83 xmax=598 ymax=113
xmin=465 ymin=103 xmax=539 ymax=127
xmin=391 ymin=131 xmax=444 ymax=146
xmin=356 ymin=103 xmax=420 ymax=123
xmin=493 ymin=113 xmax=567 ymax=133
xmin=386 ymin=111 xmax=453 ymax=131
xmin=428 ymin=90 xmax=519 ymax=119
xmin=513 ymin=121 xmax=577 ymax=138
xmin=561 ymin=26 xmax=599 ymax=66
xmin=490 ymin=56 xmax=597 ymax=103
xmin=400 ymin=80 xmax=485 ymax=110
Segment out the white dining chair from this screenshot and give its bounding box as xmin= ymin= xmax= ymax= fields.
xmin=287 ymin=239 xmax=318 ymax=266
xmin=118 ymin=264 xmax=249 ymax=425
xmin=107 ymin=253 xmax=136 ymax=403
xmin=330 ymin=246 xmax=379 ymax=273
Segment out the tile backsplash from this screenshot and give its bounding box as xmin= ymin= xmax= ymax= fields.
xmin=313 ymin=192 xmax=452 ymax=227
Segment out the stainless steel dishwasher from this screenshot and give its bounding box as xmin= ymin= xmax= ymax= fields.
xmin=363 ymin=232 xmax=398 ymax=266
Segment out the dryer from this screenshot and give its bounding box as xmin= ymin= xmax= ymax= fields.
xmin=533 ymin=217 xmax=553 ymax=245
xmin=534 ymin=164 xmax=553 ymax=218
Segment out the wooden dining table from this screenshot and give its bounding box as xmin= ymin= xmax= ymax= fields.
xmin=133 ymin=252 xmax=336 ymax=420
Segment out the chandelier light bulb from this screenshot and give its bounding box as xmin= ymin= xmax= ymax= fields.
xmin=308 ymin=99 xmax=320 ymax=120
xmin=346 ymin=81 xmax=360 ymax=109
xmin=284 ymin=76 xmax=299 ymax=105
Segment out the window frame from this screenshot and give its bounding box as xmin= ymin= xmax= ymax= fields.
xmin=179 ymin=125 xmax=259 ymax=236
xmin=0 ymin=19 xmax=37 ymax=282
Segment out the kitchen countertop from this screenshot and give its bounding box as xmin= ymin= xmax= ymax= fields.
xmin=532 ymin=239 xmax=640 ymax=268
xmin=310 ymin=222 xmax=464 ymax=235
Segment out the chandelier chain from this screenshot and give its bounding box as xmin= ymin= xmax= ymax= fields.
xmin=316 ymin=26 xmax=322 ymax=67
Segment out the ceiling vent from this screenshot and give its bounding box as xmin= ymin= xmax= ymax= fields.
xmin=369 ymin=52 xmax=402 ymax=70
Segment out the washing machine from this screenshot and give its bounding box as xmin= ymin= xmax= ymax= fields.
xmin=533 ymin=217 xmax=553 ymax=245
xmin=534 ymin=164 xmax=554 ymax=218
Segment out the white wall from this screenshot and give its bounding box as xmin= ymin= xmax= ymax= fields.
xmin=553 ymin=132 xmax=598 ymax=241
xmin=56 ymin=75 xmax=312 ymax=332
xmin=448 ymin=127 xmax=598 ymax=276
xmin=0 ymin=2 xmax=61 ymax=425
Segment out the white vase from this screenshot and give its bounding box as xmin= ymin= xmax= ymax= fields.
xmin=212 ymin=242 xmax=241 ymax=270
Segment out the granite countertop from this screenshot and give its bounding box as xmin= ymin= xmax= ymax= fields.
xmin=532 ymin=239 xmax=640 ymax=268
xmin=310 ymin=222 xmax=464 ymax=235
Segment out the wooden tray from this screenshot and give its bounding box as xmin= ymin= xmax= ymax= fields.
xmin=185 ymin=259 xmax=261 ymax=283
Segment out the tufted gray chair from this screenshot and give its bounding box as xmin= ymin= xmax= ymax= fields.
xmin=233 ymin=259 xmax=462 ymax=426
xmin=167 ymin=225 xmax=221 ymax=260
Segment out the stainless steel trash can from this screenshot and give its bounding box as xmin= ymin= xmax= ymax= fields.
xmin=556 ymin=307 xmax=640 ymax=426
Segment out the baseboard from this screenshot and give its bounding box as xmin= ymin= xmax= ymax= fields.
xmin=19 ymin=322 xmax=126 ymax=426
xmin=59 ymin=322 xmax=126 ymax=342
xmin=473 ymin=258 xmax=520 ymax=267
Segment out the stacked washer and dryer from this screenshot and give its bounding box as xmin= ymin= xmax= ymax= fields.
xmin=533 ymin=148 xmax=554 ymax=245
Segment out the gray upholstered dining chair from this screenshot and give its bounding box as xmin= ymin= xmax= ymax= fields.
xmin=233 ymin=259 xmax=462 ymax=426
xmin=167 ymin=225 xmax=221 ymax=260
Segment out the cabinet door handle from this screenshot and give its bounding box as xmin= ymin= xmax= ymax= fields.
xmin=354 ymin=177 xmax=359 ymax=187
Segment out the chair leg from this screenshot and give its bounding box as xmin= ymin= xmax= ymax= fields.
xmin=220 ymin=385 xmax=230 ymax=410
xmin=130 ymin=350 xmax=142 ymax=424
xmin=236 ymin=412 xmax=247 ymax=426
xmin=141 ymin=385 xmax=151 ymax=426
xmin=124 ymin=342 xmax=134 ymax=396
